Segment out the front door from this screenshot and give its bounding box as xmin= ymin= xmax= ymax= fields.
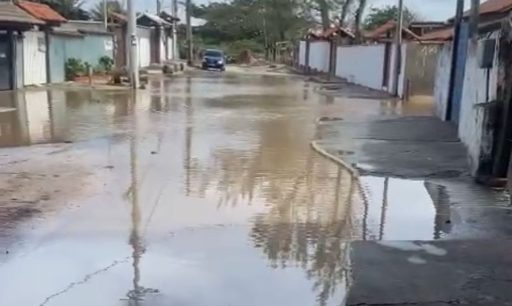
xmin=0 ymin=34 xmax=12 ymax=91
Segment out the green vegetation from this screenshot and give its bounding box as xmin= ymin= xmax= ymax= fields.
xmin=98 ymin=56 xmax=114 ymax=73
xmin=364 ymin=5 xmax=417 ymax=30
xmin=65 ymin=58 xmax=85 ymax=80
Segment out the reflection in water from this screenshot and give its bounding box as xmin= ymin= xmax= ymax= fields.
xmin=126 ymin=92 xmax=158 ymax=305
xmin=0 ymin=74 xmax=450 ymax=306
xmin=359 ymin=177 xmax=453 ymax=241
xmin=0 ymin=89 xmax=133 ymax=148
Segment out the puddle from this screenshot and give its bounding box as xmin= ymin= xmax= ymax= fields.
xmin=357 ymin=177 xmax=452 ymax=240
xmin=0 ymin=73 xmax=478 ymax=305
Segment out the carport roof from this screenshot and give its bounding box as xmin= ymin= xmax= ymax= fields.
xmin=0 ymin=2 xmax=44 ymax=26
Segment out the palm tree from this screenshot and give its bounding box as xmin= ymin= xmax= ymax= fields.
xmin=90 ymin=0 xmax=125 ymax=21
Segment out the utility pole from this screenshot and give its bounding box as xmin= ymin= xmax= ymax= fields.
xmin=156 ymin=0 xmax=162 ymax=14
xmin=392 ymin=0 xmax=403 ymax=97
xmin=172 ymin=0 xmax=178 ymax=60
xmin=103 ymin=0 xmax=108 ymax=30
xmin=127 ymin=0 xmax=139 ymax=88
xmin=186 ymin=0 xmax=193 ymax=66
xmin=470 ymin=0 xmax=480 ymax=41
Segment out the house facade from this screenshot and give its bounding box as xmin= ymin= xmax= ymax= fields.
xmin=430 ymin=0 xmax=512 ymax=179
xmin=0 ymin=2 xmax=43 ymax=91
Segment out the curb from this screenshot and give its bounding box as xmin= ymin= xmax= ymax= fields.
xmin=310 ymin=140 xmax=360 ymax=177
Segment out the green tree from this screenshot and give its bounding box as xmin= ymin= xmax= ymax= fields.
xmin=29 ymin=0 xmax=90 ymax=20
xmin=90 ymin=0 xmax=125 ymax=21
xmin=191 ymin=0 xmax=312 ymax=58
xmin=363 ymin=5 xmax=417 ymax=30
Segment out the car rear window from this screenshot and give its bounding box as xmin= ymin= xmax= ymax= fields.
xmin=205 ymin=51 xmax=223 ymax=57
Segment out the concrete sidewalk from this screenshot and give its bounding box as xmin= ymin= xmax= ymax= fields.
xmin=315 ymin=116 xmax=468 ymax=178
xmin=348 ymin=240 xmax=512 ymax=306
xmin=311 ymin=83 xmax=512 ymax=305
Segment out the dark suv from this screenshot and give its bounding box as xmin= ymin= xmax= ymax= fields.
xmin=202 ymin=49 xmax=225 ymax=71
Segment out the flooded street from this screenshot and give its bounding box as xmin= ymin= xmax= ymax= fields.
xmin=0 ymin=71 xmax=500 ymax=306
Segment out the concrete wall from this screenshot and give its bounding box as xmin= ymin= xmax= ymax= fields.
xmin=388 ymin=44 xmax=407 ymax=97
xmin=299 ymin=40 xmax=306 ymax=66
xmin=458 ymin=32 xmax=500 ymax=174
xmin=137 ymin=27 xmax=151 ymax=68
xmin=404 ymin=43 xmax=441 ymax=96
xmin=23 ymin=31 xmax=47 ymax=86
xmin=336 ymin=44 xmax=385 ymax=91
xmin=48 ymin=33 xmax=114 ymax=83
xmin=434 ymin=43 xmax=453 ymax=120
xmin=308 ymin=41 xmax=330 ymax=72
xmin=434 ymin=31 xmax=500 ymax=175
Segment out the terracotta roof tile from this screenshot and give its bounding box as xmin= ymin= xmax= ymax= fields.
xmin=419 ymin=27 xmax=454 ymax=42
xmin=0 ymin=2 xmax=44 ymax=25
xmin=474 ymin=0 xmax=512 ymax=15
xmin=17 ymin=1 xmax=66 ymax=23
xmin=367 ymin=20 xmax=397 ymax=39
xmin=366 ymin=19 xmax=421 ymax=41
xmin=322 ymin=26 xmax=355 ymax=39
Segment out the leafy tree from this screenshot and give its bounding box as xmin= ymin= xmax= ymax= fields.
xmin=363 ymin=5 xmax=417 ymax=30
xmin=28 ymin=0 xmax=90 ymax=20
xmin=191 ymin=0 xmax=312 ymax=58
xmin=90 ymin=0 xmax=125 ymax=21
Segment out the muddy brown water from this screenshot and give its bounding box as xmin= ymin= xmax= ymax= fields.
xmin=0 ymin=73 xmax=451 ymax=306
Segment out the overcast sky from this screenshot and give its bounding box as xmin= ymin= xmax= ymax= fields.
xmin=85 ymin=0 xmax=473 ymax=22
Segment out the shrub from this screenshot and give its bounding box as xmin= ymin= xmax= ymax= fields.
xmin=65 ymin=58 xmax=85 ymax=81
xmin=98 ymin=56 xmax=114 ymax=72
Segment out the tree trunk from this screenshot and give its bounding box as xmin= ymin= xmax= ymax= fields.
xmin=319 ymin=0 xmax=330 ymax=30
xmin=340 ymin=0 xmax=353 ymax=27
xmin=354 ymin=0 xmax=367 ymax=42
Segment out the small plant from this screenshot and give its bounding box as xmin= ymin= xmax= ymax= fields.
xmin=65 ymin=58 xmax=85 ymax=81
xmin=98 ymin=56 xmax=114 ymax=73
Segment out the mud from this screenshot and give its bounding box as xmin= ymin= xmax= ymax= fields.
xmin=0 ymin=71 xmax=508 ymax=306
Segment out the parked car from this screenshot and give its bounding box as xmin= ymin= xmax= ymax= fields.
xmin=202 ymin=49 xmax=226 ymax=71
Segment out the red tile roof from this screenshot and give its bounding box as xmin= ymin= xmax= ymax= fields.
xmin=419 ymin=27 xmax=454 ymax=42
xmin=322 ymin=26 xmax=355 ymax=39
xmin=367 ymin=20 xmax=397 ymax=39
xmin=17 ymin=1 xmax=66 ymax=23
xmin=0 ymin=2 xmax=44 ymax=25
xmin=474 ymin=0 xmax=512 ymax=15
xmin=366 ymin=20 xmax=421 ymax=41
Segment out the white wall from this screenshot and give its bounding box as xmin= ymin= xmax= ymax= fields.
xmin=23 ymin=31 xmax=47 ymax=86
xmin=166 ymin=37 xmax=174 ymax=61
xmin=308 ymin=41 xmax=330 ymax=72
xmin=137 ymin=27 xmax=151 ymax=68
xmin=336 ymin=44 xmax=385 ymax=90
xmin=433 ymin=43 xmax=452 ymax=120
xmin=387 ymin=44 xmax=407 ymax=97
xmin=458 ymin=32 xmax=500 ymax=174
xmin=299 ymin=41 xmax=306 ymax=66
xmin=160 ymin=36 xmax=166 ymax=62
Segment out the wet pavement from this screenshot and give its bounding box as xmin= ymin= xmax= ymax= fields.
xmin=0 ymin=70 xmax=510 ymax=306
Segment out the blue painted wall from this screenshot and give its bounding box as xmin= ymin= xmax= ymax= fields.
xmin=451 ymin=21 xmax=470 ymax=123
xmin=49 ymin=33 xmax=114 ymax=83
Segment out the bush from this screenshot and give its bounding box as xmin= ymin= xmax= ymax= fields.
xmin=98 ymin=56 xmax=114 ymax=72
xmin=65 ymin=58 xmax=85 ymax=81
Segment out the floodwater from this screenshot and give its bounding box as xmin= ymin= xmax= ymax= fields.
xmin=0 ymin=72 xmax=469 ymax=306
